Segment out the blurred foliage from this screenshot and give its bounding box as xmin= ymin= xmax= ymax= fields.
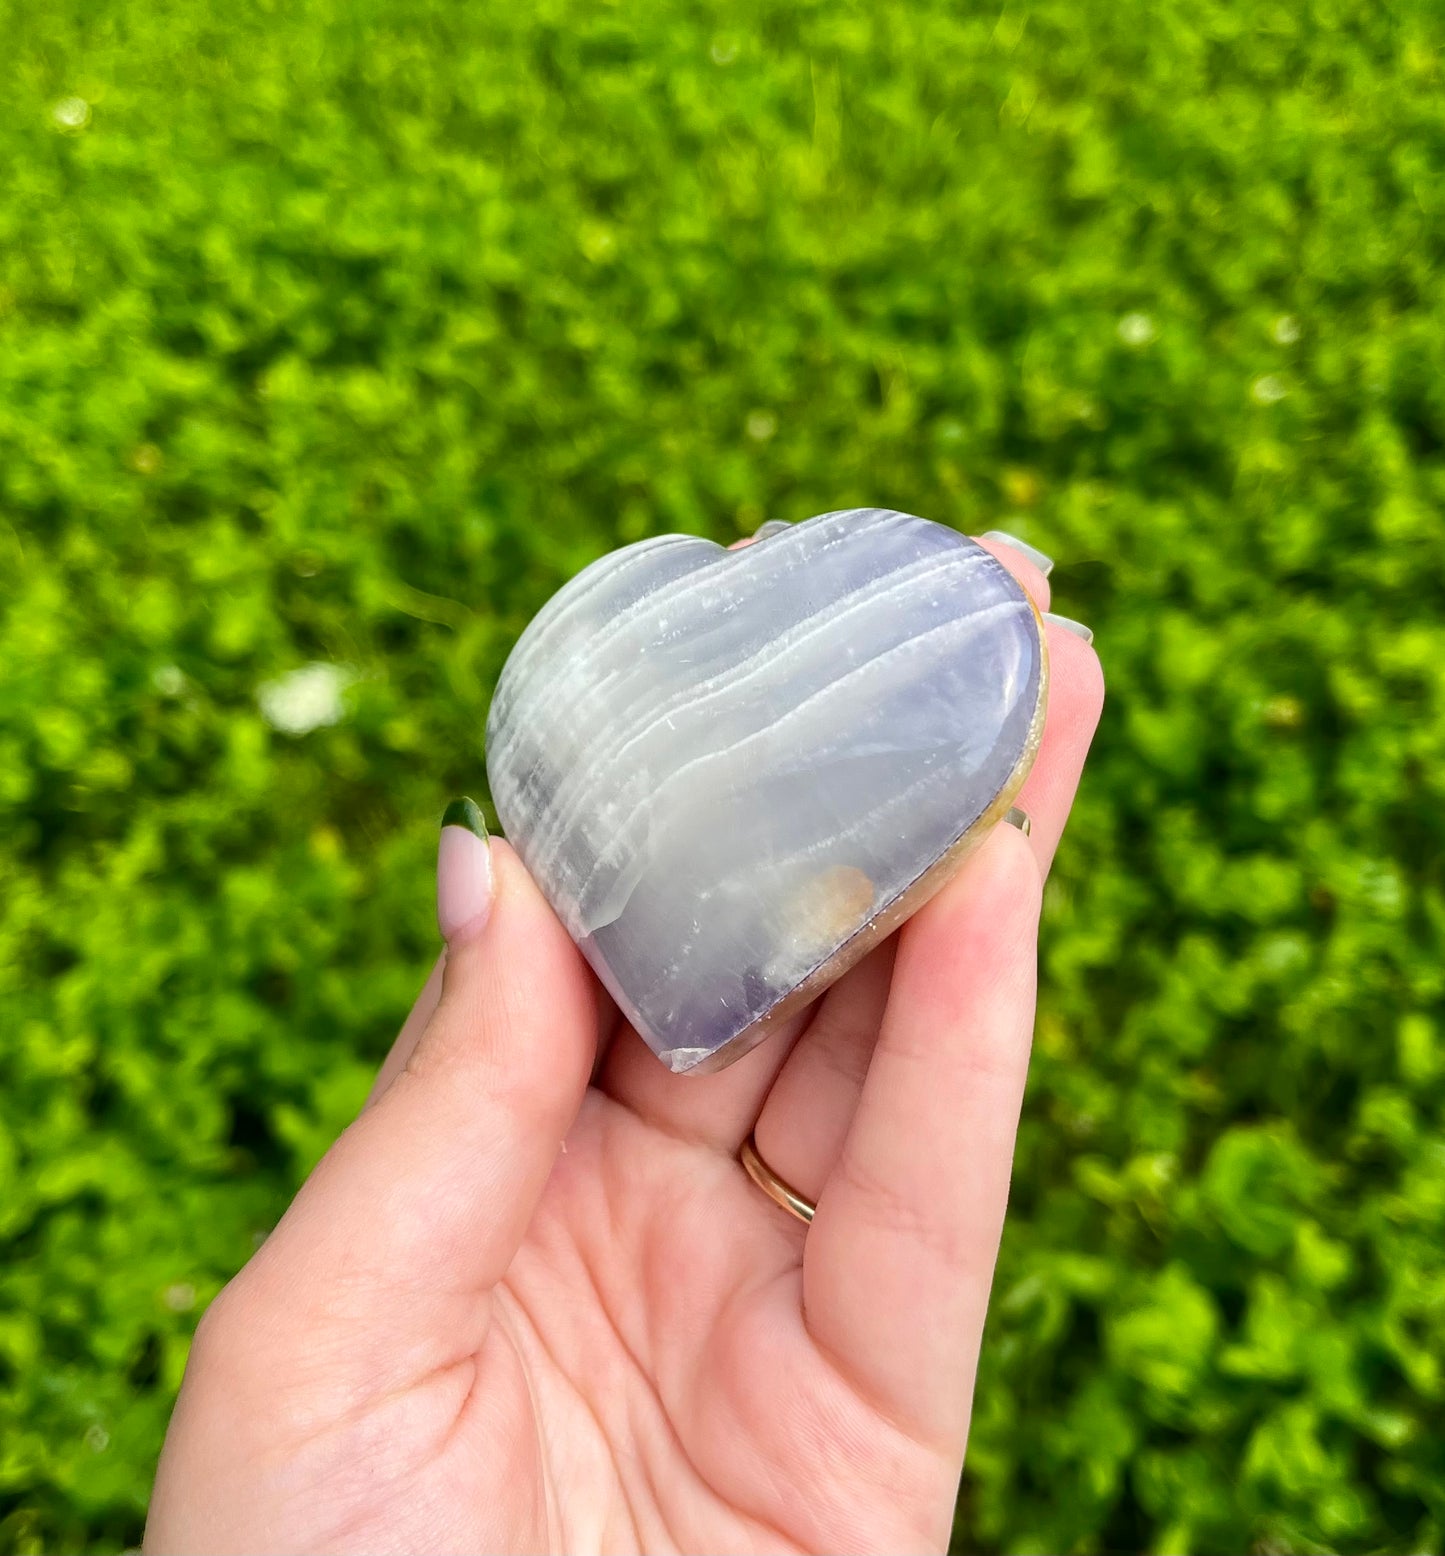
xmin=2 ymin=0 xmax=1444 ymax=1549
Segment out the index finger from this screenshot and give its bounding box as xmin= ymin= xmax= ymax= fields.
xmin=974 ymin=535 xmax=1103 ymax=876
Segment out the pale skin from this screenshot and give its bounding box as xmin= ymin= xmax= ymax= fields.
xmin=145 ymin=541 xmax=1104 ymax=1555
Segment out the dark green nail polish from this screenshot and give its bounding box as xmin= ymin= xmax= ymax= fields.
xmin=441 ymin=796 xmax=489 ymax=839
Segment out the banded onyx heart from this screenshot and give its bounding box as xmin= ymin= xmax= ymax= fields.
xmin=485 ymin=508 xmax=1047 ymax=1073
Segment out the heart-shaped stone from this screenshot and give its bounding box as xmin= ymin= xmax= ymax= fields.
xmin=485 ymin=508 xmax=1047 ymax=1072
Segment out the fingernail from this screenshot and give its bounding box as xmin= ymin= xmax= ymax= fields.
xmin=437 ymin=797 xmax=493 ymax=941
xmin=982 ymin=531 xmax=1054 ymax=577
xmin=1004 ymin=806 xmax=1032 ymax=837
xmin=1044 ymin=611 xmax=1094 ymax=646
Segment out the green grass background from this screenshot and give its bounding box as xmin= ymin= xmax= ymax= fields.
xmin=4 ymin=0 xmax=1445 ymax=1550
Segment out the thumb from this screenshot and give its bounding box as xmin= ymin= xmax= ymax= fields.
xmin=261 ymin=798 xmax=598 ymax=1302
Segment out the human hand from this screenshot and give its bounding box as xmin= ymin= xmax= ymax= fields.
xmin=145 ymin=539 xmax=1103 ymax=1555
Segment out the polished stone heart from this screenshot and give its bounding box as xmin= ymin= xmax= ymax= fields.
xmin=485 ymin=508 xmax=1047 ymax=1072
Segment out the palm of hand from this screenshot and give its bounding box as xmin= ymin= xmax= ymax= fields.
xmin=146 ymin=549 xmax=1100 ymax=1556
xmin=445 ymin=1097 xmax=950 ymax=1554
xmin=154 ymin=996 xmax=981 ymax=1556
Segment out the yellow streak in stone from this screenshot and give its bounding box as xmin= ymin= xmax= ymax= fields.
xmin=788 ymin=866 xmax=876 ymax=952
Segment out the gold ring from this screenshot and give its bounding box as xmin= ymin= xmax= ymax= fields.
xmin=740 ymin=1133 xmax=815 ymax=1225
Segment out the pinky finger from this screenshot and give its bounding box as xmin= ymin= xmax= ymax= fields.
xmin=800 ymin=825 xmax=1043 ymax=1453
